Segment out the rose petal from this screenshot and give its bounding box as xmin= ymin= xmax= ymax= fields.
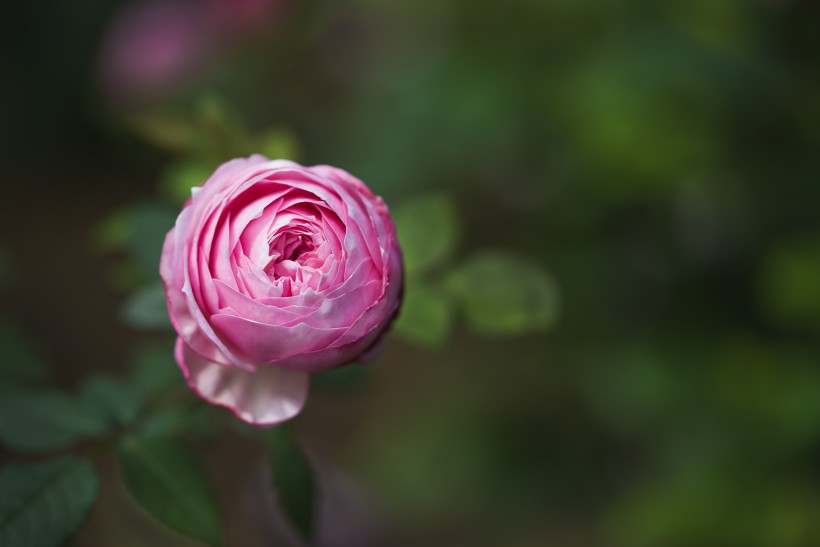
xmin=176 ymin=338 xmax=308 ymax=426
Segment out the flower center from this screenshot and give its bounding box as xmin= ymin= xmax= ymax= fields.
xmin=264 ymin=230 xmax=326 ymax=282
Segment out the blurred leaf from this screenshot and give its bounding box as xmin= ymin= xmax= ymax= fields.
xmin=129 ymin=204 xmax=178 ymax=279
xmin=0 ymin=389 xmax=110 ymax=453
xmin=392 ymin=283 xmax=453 ymax=348
xmin=128 ymin=95 xmax=254 ymax=158
xmin=159 ymin=161 xmax=213 ymax=205
xmin=608 ymin=467 xmax=739 ymax=547
xmin=128 ymin=114 xmax=206 ymax=153
xmin=266 ymin=427 xmax=315 ymax=540
xmin=0 ymin=246 xmax=11 ymax=292
xmin=196 ymin=94 xmax=251 ymax=156
xmin=665 ymin=0 xmax=754 ymax=52
xmin=607 ymin=463 xmax=815 ymax=547
xmin=313 ymin=363 xmax=369 ymax=391
xmin=117 ymin=436 xmax=221 ymax=546
xmin=756 ymin=240 xmax=820 ymax=330
xmin=0 ymin=457 xmax=99 ymax=547
xmin=121 ymin=284 xmax=172 ymax=330
xmin=92 ymin=210 xmax=132 ymax=252
xmin=554 ymin=33 xmax=720 ymax=188
xmin=81 ymin=374 xmax=143 ymax=428
xmin=94 ymin=203 xmax=177 ymax=281
xmin=358 ymin=401 xmax=499 ymax=521
xmin=0 ymin=318 xmax=49 ymax=385
xmin=130 ymin=340 xmax=182 ymax=398
xmin=446 ymin=252 xmax=560 ymax=336
xmin=138 ymin=410 xmax=192 ymax=438
xmin=106 ymin=262 xmax=151 ymax=291
xmin=393 ymin=194 xmax=459 ymax=277
xmin=576 ymin=341 xmax=695 ymax=435
xmin=256 ymin=127 xmax=300 ymax=161
xmin=711 ymin=339 xmax=820 ymax=449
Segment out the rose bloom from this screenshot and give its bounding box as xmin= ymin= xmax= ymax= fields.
xmin=160 ymin=157 xmax=403 ymax=425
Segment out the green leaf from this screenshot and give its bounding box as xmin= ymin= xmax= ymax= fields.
xmin=0 ymin=389 xmax=110 ymax=453
xmin=313 ymin=363 xmax=369 ymax=391
xmin=121 ymin=284 xmax=172 ymax=330
xmin=93 ymin=204 xmax=177 ymax=281
xmin=392 ymin=194 xmax=459 ymax=277
xmin=0 ymin=246 xmax=11 ymax=293
xmin=0 ymin=457 xmax=99 ymax=547
xmin=117 ymin=436 xmax=221 ymax=546
xmin=80 ymin=375 xmax=143 ymax=428
xmin=128 ymin=114 xmax=207 ymax=153
xmin=266 ymin=427 xmax=315 ymax=540
xmin=0 ymin=318 xmax=49 ymax=385
xmin=129 ymin=204 xmax=178 ymax=279
xmin=129 ymin=340 xmax=182 ymax=398
xmin=256 ymin=127 xmax=300 ymax=161
xmin=91 ymin=210 xmax=131 ymax=253
xmin=159 ymin=161 xmax=213 ymax=205
xmin=196 ymin=94 xmax=251 ymax=156
xmin=138 ymin=410 xmax=192 ymax=438
xmin=446 ymin=252 xmax=560 ymax=336
xmin=556 ymin=38 xmax=718 ymax=187
xmin=756 ymin=240 xmax=820 ymax=330
xmin=392 ymin=283 xmax=453 ymax=348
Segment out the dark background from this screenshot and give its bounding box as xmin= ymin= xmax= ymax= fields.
xmin=2 ymin=0 xmax=820 ymax=545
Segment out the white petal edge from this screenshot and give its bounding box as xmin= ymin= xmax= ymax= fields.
xmin=175 ymin=338 xmax=309 ymax=426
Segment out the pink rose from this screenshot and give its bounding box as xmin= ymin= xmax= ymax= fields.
xmin=160 ymin=157 xmax=403 ymax=425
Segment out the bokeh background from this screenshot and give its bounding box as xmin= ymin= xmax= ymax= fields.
xmin=2 ymin=0 xmax=820 ymax=545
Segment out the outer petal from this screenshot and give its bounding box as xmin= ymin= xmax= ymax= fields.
xmin=175 ymin=338 xmax=309 ymax=426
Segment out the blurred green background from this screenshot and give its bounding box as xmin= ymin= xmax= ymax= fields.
xmin=2 ymin=0 xmax=820 ymax=545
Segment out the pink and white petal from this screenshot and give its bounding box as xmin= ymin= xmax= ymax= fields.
xmin=176 ymin=338 xmax=309 ymax=426
xmin=266 ymin=310 xmax=396 ymax=372
xmin=210 ymin=314 xmax=347 ymax=363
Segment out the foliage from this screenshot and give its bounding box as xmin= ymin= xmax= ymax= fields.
xmin=0 ymin=458 xmax=98 ymax=547
xmin=117 ymin=436 xmax=222 ymax=546
xmin=3 ymin=0 xmax=820 ymax=544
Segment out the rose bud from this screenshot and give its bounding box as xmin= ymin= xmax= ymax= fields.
xmin=160 ymin=157 xmax=403 ymax=425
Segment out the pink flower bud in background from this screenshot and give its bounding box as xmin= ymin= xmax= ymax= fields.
xmin=207 ymin=0 xmax=282 ymax=34
xmin=99 ymin=0 xmax=212 ymax=103
xmin=98 ymin=0 xmax=282 ymax=104
xmin=160 ymin=157 xmax=403 ymax=425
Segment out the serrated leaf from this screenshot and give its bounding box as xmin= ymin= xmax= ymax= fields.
xmin=0 ymin=318 xmax=49 ymax=385
xmin=0 ymin=457 xmax=99 ymax=547
xmin=117 ymin=437 xmax=221 ymax=546
xmin=80 ymin=375 xmax=143 ymax=428
xmin=393 ymin=194 xmax=459 ymax=277
xmin=121 ymin=284 xmax=172 ymax=330
xmin=446 ymin=252 xmax=560 ymax=336
xmin=0 ymin=389 xmax=110 ymax=453
xmin=267 ymin=427 xmax=315 ymax=540
xmin=392 ymin=283 xmax=453 ymax=348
